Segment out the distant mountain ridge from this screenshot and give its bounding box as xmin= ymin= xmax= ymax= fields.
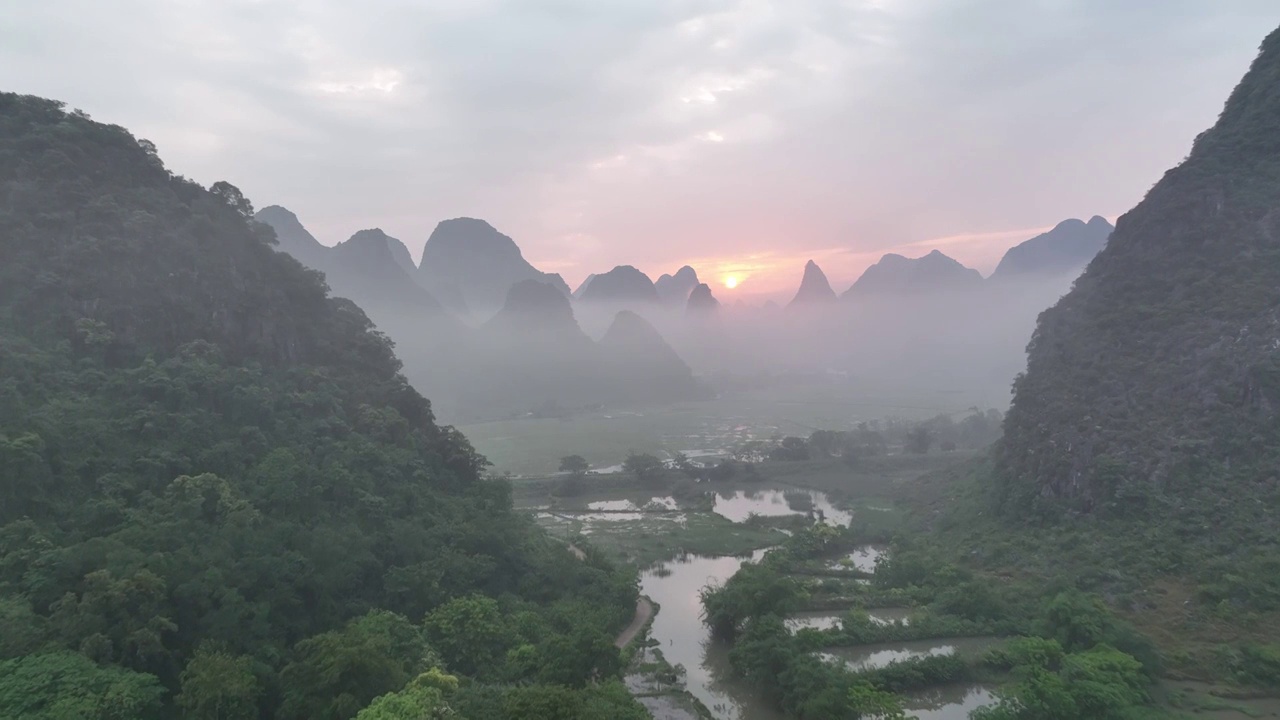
xmin=484 ymin=279 xmax=590 ymax=344
xmin=991 ymin=216 xmax=1113 ymax=279
xmin=843 ymin=249 xmax=982 ymax=298
xmin=254 ymin=209 xmax=446 ymax=319
xmin=578 ymin=265 xmax=659 ymax=304
xmin=599 ymin=311 xmax=700 ymax=401
xmin=788 ymin=260 xmax=838 ymax=306
xmin=254 ymin=210 xmax=698 ymax=420
xmin=416 ymin=217 xmax=571 ymax=315
xmin=655 ymin=266 xmax=700 ymax=304
xmin=686 ymin=282 xmax=720 ymax=314
xmin=469 ymin=280 xmax=701 ymax=410
xmin=330 ymin=228 xmax=443 ymax=313
xmin=573 ymin=273 xmax=597 ymax=299
xmin=255 ymin=205 xmax=330 ymax=270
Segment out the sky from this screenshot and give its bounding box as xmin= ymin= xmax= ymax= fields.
xmin=4 ymin=1 xmax=1279 ymax=300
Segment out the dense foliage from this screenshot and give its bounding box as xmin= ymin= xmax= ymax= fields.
xmin=700 ymin=525 xmax=1167 ymax=719
xmin=0 ymin=93 xmax=641 ymax=718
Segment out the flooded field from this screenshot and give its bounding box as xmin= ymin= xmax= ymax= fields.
xmin=589 ymin=496 xmax=681 ymax=511
xmin=712 ymin=488 xmax=854 ymax=526
xmin=827 ymin=545 xmax=886 ymax=572
xmin=817 ymin=636 xmax=1002 ymax=672
xmin=903 ymin=684 xmax=998 ymax=720
xmin=785 ymin=607 xmax=911 ymax=632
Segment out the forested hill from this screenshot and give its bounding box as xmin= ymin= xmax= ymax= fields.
xmin=0 ymin=93 xmax=642 ymax=719
xmin=996 ymin=29 xmax=1280 ymax=520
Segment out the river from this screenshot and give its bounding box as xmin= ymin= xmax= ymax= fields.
xmin=638 ymin=548 xmax=997 ymax=720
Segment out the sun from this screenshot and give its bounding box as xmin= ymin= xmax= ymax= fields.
xmin=724 ymin=275 xmax=740 ymax=289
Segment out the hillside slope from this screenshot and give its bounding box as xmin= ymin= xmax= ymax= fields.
xmin=0 ymin=93 xmax=641 ymax=719
xmin=996 ymin=30 xmax=1280 ymax=534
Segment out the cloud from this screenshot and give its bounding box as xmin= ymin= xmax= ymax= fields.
xmin=3 ymin=0 xmax=1279 ymax=294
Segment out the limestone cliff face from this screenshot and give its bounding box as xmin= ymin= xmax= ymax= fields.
xmin=996 ymin=28 xmax=1280 ymax=513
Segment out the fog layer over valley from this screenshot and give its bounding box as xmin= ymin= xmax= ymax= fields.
xmin=255 ymin=208 xmax=1112 ymax=422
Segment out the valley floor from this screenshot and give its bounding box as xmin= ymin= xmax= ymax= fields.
xmin=500 ymin=440 xmax=1279 ymax=719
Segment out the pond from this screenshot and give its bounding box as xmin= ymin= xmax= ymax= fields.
xmin=903 ymin=684 xmax=998 ymax=720
xmin=827 ymin=545 xmax=887 ymax=572
xmin=712 ymin=488 xmax=853 ymax=526
xmin=817 ymin=636 xmax=1002 ymax=672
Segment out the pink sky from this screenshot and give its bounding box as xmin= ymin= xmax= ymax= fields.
xmin=529 ymin=221 xmax=1071 ymax=301
xmin=5 ymin=1 xmax=1276 ymax=304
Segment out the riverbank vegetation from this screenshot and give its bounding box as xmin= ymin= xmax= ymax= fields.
xmin=701 ymin=524 xmax=1175 ymax=718
xmin=905 ymin=458 xmax=1280 ymax=688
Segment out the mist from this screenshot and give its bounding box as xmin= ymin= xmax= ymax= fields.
xmin=253 ymin=206 xmax=1097 ymax=425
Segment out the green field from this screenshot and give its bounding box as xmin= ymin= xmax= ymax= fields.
xmin=457 ymin=383 xmax=988 ymax=475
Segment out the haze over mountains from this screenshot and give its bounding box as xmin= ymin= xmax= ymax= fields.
xmin=254 ymin=209 xmax=706 ymax=420
xmin=252 ymin=201 xmax=1114 ymax=419
xmin=655 ymin=266 xmax=701 ymax=305
xmin=578 ymin=265 xmax=661 ymax=305
xmin=788 ymin=260 xmax=839 ymax=307
xmin=843 ymin=249 xmax=984 ymax=298
xmin=990 ymin=215 xmax=1114 ymax=280
xmin=417 ymin=217 xmax=571 ymax=315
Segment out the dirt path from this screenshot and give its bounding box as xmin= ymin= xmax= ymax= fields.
xmin=614 ymin=597 xmax=654 ymax=648
xmin=566 ymin=543 xmax=653 ymax=648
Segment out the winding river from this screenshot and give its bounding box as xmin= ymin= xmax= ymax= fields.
xmin=639 ymin=548 xmax=997 ymax=720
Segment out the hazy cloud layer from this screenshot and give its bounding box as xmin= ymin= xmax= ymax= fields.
xmin=5 ymin=0 xmax=1278 ymax=296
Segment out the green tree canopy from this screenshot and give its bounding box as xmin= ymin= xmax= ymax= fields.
xmin=0 ymin=651 xmax=165 ymax=720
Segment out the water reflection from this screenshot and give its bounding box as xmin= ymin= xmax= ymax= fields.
xmin=784 ymin=611 xmax=843 ymax=632
xmin=827 ymin=545 xmax=886 ymax=572
xmin=642 ymin=552 xmax=1000 ymax=720
xmin=640 ymin=551 xmax=786 ymax=720
xmin=580 ymin=512 xmax=648 ymax=521
xmin=712 ymin=488 xmax=853 ymax=526
xmin=818 ymin=637 xmax=1000 ymax=672
xmin=586 ymin=496 xmax=679 ymax=512
xmin=786 ymin=607 xmax=912 ymax=632
xmin=903 ymin=684 xmax=997 ymax=720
